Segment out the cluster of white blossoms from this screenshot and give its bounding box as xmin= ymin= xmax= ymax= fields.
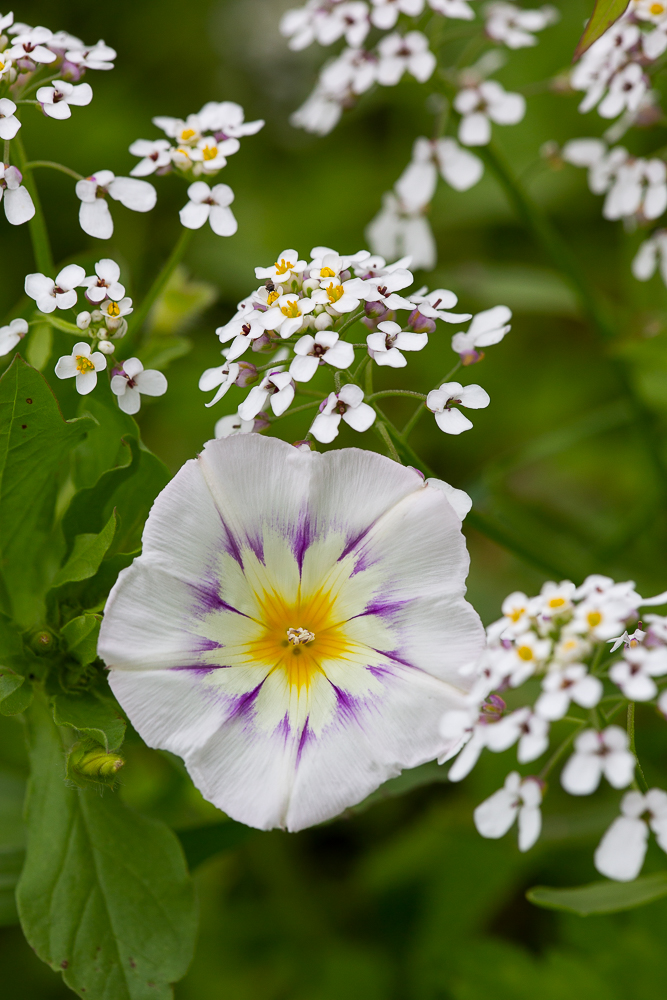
xmin=439 ymin=574 xmax=667 ymax=880
xmin=199 ymin=245 xmax=511 ymax=443
xmin=561 ymin=139 xmax=667 ymax=223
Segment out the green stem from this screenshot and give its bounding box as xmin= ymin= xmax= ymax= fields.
xmin=11 ymin=131 xmax=54 ymax=275
xmin=335 ymin=305 xmax=365 ymax=338
xmin=403 ymin=360 xmax=461 ymax=438
xmin=368 ymin=390 xmax=426 ymax=402
xmin=26 ymin=160 xmax=84 ymax=181
xmin=627 ymin=702 xmax=649 ymax=793
xmin=374 ymin=420 xmax=402 ymax=463
xmin=124 ymin=228 xmax=194 ymax=350
xmin=268 ymin=399 xmax=322 ymax=421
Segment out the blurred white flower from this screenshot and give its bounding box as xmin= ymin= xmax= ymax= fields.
xmin=179 ymin=182 xmax=237 ymax=236
xmin=366 ymin=192 xmax=436 ymax=271
xmin=376 ymin=31 xmax=436 ymax=86
xmin=367 ymin=320 xmax=427 ymax=366
xmin=0 ymin=98 xmax=20 ymax=139
xmin=129 ymin=139 xmax=172 ymax=177
xmin=310 ymin=383 xmax=375 ymax=442
xmin=560 ymin=726 xmax=635 ymax=796
xmin=0 ymin=317 xmax=28 ymax=356
xmin=440 ymin=706 xmax=490 ymax=780
xmin=632 ymin=230 xmax=667 ymax=284
xmin=280 ymin=0 xmax=371 ymax=50
xmin=454 ymin=80 xmax=526 ymax=146
xmin=214 ymin=412 xmax=255 ymax=438
xmin=0 ymin=164 xmax=34 ymax=225
xmin=25 ymin=264 xmax=85 ymax=313
xmin=485 ymin=2 xmax=559 ymax=49
xmin=610 ymin=646 xmax=667 ymax=701
xmin=371 ymin=0 xmax=424 ymax=29
xmin=428 ymin=0 xmax=475 ymax=17
xmin=7 ymin=26 xmax=57 ymax=64
xmin=63 ymin=39 xmax=116 ymax=71
xmin=37 ymin=80 xmax=92 ymax=120
xmin=474 ymin=772 xmax=543 ymax=851
xmin=607 ymin=627 xmax=646 ymax=653
xmin=451 ymin=305 xmax=512 ymax=363
xmin=76 ymin=170 xmax=157 ymax=239
xmin=198 ymin=101 xmax=264 ymax=137
xmin=534 ymin=665 xmax=603 ymax=720
xmin=55 ymin=341 xmax=107 ymax=395
xmin=595 ymin=788 xmax=667 ymax=881
xmin=110 ymin=358 xmax=167 ymax=414
xmin=426 ymin=381 xmax=490 ymax=434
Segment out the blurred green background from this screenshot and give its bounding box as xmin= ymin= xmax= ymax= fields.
xmin=3 ymin=0 xmax=667 ymax=996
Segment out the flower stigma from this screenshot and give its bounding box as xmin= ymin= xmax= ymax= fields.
xmin=76 ymin=354 xmax=95 ymax=373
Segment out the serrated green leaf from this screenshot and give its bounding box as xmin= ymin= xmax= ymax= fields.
xmin=0 ymin=357 xmax=94 ymax=626
xmin=52 ymin=691 xmax=125 ymax=752
xmin=0 ymin=682 xmax=33 ymax=716
xmin=52 ymin=511 xmax=117 ymax=588
xmin=60 ymin=614 xmax=102 ymax=666
xmin=527 ymin=873 xmax=667 ymax=915
xmin=17 ymin=694 xmax=198 ymax=1000
xmin=574 ymin=1 xmax=630 ymax=61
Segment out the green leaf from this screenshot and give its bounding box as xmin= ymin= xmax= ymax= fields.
xmin=0 ymin=846 xmax=24 ymax=927
xmin=0 ymin=357 xmax=94 ymax=626
xmin=177 ymin=821 xmax=254 ymax=870
xmin=24 ymin=322 xmax=53 ymax=372
xmin=52 ymin=691 xmax=125 ymax=752
xmin=574 ymin=1 xmax=630 ymax=61
xmin=0 ymin=668 xmax=25 ymax=702
xmin=60 ymin=613 xmax=102 ymax=666
xmin=52 ymin=549 xmax=139 ymax=614
xmin=74 ymin=387 xmax=137 ymax=490
xmin=52 ymin=511 xmax=117 ymax=588
xmin=0 ymin=682 xmax=33 ymax=716
xmin=527 ymin=873 xmax=667 ymax=915
xmin=17 ymin=694 xmax=198 ymax=1000
xmin=0 ymin=766 xmax=26 ymax=928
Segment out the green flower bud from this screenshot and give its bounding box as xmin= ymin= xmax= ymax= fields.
xmin=67 ymin=739 xmax=124 ymax=788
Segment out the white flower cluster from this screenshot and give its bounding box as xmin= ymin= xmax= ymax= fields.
xmin=562 ymin=139 xmax=667 ymax=223
xmin=439 ymin=574 xmax=667 ymax=878
xmin=200 ymin=245 xmax=510 ymax=442
xmin=0 ymin=10 xmax=114 ymax=90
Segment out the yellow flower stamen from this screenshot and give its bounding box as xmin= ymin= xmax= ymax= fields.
xmin=650 ymin=2 xmax=665 ymax=14
xmin=202 ymin=144 xmax=218 ymax=161
xmin=509 ymin=607 xmax=525 ymax=622
xmin=267 ymin=290 xmax=280 ymax=305
xmin=517 ymin=645 xmax=534 ymax=661
xmin=548 ymin=597 xmax=566 ymax=609
xmin=281 ymin=301 xmax=302 ymax=318
xmin=320 ymin=266 xmax=336 ymax=277
xmin=325 ymin=282 xmax=344 ymax=303
xmin=75 ymin=355 xmax=95 ymax=374
xmin=107 ymin=301 xmax=121 ymax=317
xmin=180 ymin=128 xmax=197 ymax=141
xmin=275 ymin=257 xmax=294 ymax=275
xmin=287 ymin=627 xmax=315 ymax=645
xmin=587 ymin=611 xmax=602 ymax=627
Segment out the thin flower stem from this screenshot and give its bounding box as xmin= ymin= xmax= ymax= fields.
xmin=539 ymin=721 xmax=586 ymax=782
xmin=627 ymin=702 xmax=649 ymax=793
xmin=11 ymin=131 xmax=54 ymax=275
xmin=374 ymin=419 xmax=402 ymax=464
xmin=365 ymin=359 xmax=374 ymax=397
xmin=125 ymin=228 xmax=194 ymax=349
xmin=335 ymin=306 xmax=365 ymax=338
xmin=268 ymin=399 xmax=322 ymax=421
xmin=368 ymin=390 xmax=427 ymax=401
xmin=26 ymin=160 xmax=84 ymax=181
xmin=294 ymin=387 xmax=324 ymax=398
xmin=402 ymin=360 xmax=461 ymax=438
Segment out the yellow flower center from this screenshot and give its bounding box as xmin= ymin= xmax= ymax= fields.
xmin=517 ymin=645 xmax=534 ymax=661
xmin=320 ymin=266 xmax=336 ymax=277
xmin=281 ymin=301 xmax=301 ymax=318
xmin=587 ymin=611 xmax=602 ymax=627
xmin=75 ymin=354 xmax=95 ymax=374
xmin=548 ymin=597 xmax=566 ymax=609
xmin=275 ymin=257 xmax=294 ymax=275
xmin=175 ymin=147 xmax=191 ymax=159
xmin=267 ymin=290 xmax=280 ymax=305
xmin=326 ymin=282 xmax=345 ymax=303
xmin=509 ymin=607 xmax=525 ymax=622
xmin=107 ymin=301 xmax=121 ymax=317
xmin=0 ymin=61 xmax=4 ymax=71
xmin=180 ymin=128 xmax=197 ymax=141
xmin=650 ymin=2 xmax=664 ymax=14
xmin=202 ymin=144 xmax=218 ymax=161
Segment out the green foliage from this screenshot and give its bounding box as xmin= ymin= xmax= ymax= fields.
xmin=528 ymin=874 xmax=667 ymax=915
xmin=574 ymin=1 xmax=631 ymax=60
xmin=65 ymin=737 xmax=125 ymax=790
xmin=52 ymin=513 xmax=117 ymax=588
xmin=0 ymin=358 xmax=94 ymax=626
xmin=59 ymin=614 xmax=102 ymax=667
xmin=52 ymin=691 xmax=125 ymax=753
xmin=17 ymin=696 xmax=198 ymax=1000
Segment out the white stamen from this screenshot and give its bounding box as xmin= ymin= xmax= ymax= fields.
xmin=287 ymin=627 xmax=315 ymax=645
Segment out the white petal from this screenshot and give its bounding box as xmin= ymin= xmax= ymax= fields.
xmin=117 ymin=385 xmax=142 ymax=414
xmin=179 ymin=200 xmax=210 ymax=230
xmin=108 ymin=176 xmax=157 ymax=212
xmin=518 ymin=804 xmax=541 ymax=851
xmin=209 ymin=205 xmax=238 ymax=237
xmin=75 ymin=370 xmax=98 ymax=395
xmin=4 ymin=185 xmax=35 ymax=225
xmin=134 ymin=369 xmax=168 ymax=396
xmin=434 ymin=408 xmax=473 ymax=435
xmin=459 ymin=113 xmax=491 ymax=147
xmin=561 ymin=751 xmax=602 ymax=795
xmin=80 ymin=198 xmax=113 ymax=239
xmin=310 ymin=412 xmax=341 ymax=443
xmin=594 ymin=816 xmax=648 ymax=881
xmin=342 ymin=401 xmax=376 ymax=432
xmin=474 ymin=787 xmax=518 ymax=838
xmin=425 ymin=478 xmax=472 ymax=520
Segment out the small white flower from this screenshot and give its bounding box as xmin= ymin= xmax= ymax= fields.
xmin=439 ymin=706 xmax=489 ymax=780
xmin=290 ymin=84 xmax=344 ymax=136
xmin=595 ymin=788 xmax=667 ymax=881
xmin=218 ymin=310 xmax=268 ymax=361
xmin=320 ymin=45 xmax=378 ymax=97
xmin=55 ymin=341 xmax=107 ymax=395
xmin=262 ymin=293 xmax=317 ymax=339
xmin=153 ymin=113 xmax=203 ymax=146
xmin=238 ymin=370 xmax=295 ymax=420
xmin=502 ymin=631 xmax=552 ymax=686
xmin=359 ymin=266 xmax=415 ymax=310
xmin=426 ymin=381 xmax=490 ymax=435
xmin=179 ymin=181 xmax=237 ymax=236
xmin=632 ymin=230 xmax=667 ymax=284
xmin=659 ymin=688 xmax=667 ymax=718
xmin=290 ymin=331 xmax=355 ymax=381
xmin=197 ymin=101 xmax=264 ymax=138
xmin=0 ymin=317 xmax=28 ymax=356
xmin=607 ymin=627 xmax=646 ymax=653
xmin=474 ymin=772 xmax=543 ymax=851
xmin=110 ymin=358 xmax=167 ymax=414
xmin=310 ymin=384 xmax=376 ymax=442
xmin=25 ymin=264 xmax=85 ymax=314
xmin=0 ymin=98 xmax=20 ymax=140
xmin=100 ymin=297 xmax=133 ymax=323
xmin=76 ymin=170 xmax=157 ymax=240
xmin=434 ymin=137 xmax=484 ymax=190
xmin=83 ymin=259 xmax=125 ymax=304
xmin=534 ymin=664 xmax=603 ymax=721
xmin=428 ymin=0 xmax=476 ymax=17
xmin=214 ymin=412 xmax=255 ymax=438
xmin=485 ymin=707 xmax=550 ymax=763
xmin=610 ymin=646 xmax=667 ymax=701
xmin=533 ymin=579 xmax=577 ymax=621
xmin=553 ymin=631 xmax=592 ymax=664
xmin=560 ymin=726 xmax=635 ymax=796
xmin=256 ymin=249 xmax=307 ymax=283
xmin=454 ymin=80 xmax=526 ymax=146
xmin=366 ymin=192 xmax=436 ymax=272
xmin=496 ymin=590 xmax=532 ymax=636
xmin=376 ymin=31 xmax=436 ymax=86
xmin=0 ymin=164 xmax=35 ymax=225
xmin=36 ymin=80 xmax=92 ymax=120
xmin=199 ymin=361 xmax=240 ymax=408
xmin=598 ymin=62 xmax=648 ymax=120
xmin=451 ymin=305 xmax=512 ymax=362
xmin=409 ymin=287 xmax=472 ymax=323
xmin=371 ymin=0 xmax=425 ymax=29
xmin=280 ymin=1 xmax=371 ymax=50
xmin=571 ymin=598 xmax=631 ymax=641
xmin=367 ymin=320 xmax=427 ymax=367
xmin=129 ymin=139 xmax=173 ymax=177
xmin=485 ymin=2 xmax=559 ymax=49
xmin=7 ymin=26 xmax=57 ymax=64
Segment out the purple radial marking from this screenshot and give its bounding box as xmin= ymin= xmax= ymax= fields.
xmin=338 ymin=522 xmax=375 ymax=564
xmin=244 ymin=532 xmax=265 ymax=565
xmin=275 ymin=713 xmax=291 ymax=743
xmin=291 ymin=510 xmax=314 ymax=572
xmin=215 ymin=509 xmax=244 ymax=566
xmin=371 ymin=647 xmax=416 ymax=670
xmin=190 ymin=580 xmax=249 ymax=618
xmin=351 ymin=597 xmax=410 ymax=619
xmin=173 ymin=665 xmax=224 ymax=675
xmin=193 ymin=637 xmax=224 ymax=651
xmin=296 ymin=718 xmax=311 ymax=764
xmin=227 ymin=681 xmax=264 ymax=721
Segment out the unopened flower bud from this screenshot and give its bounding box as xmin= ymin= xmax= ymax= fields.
xmin=29 ymin=628 xmax=56 ymax=654
xmin=293 ymin=439 xmax=313 ymax=451
xmin=236 ymin=361 xmax=257 ymax=387
xmin=408 ymin=308 xmax=436 ymax=334
xmin=109 ymin=318 xmax=128 ymax=339
xmin=302 ymin=278 xmax=319 ymax=292
xmin=98 ymin=339 xmax=115 ymax=355
xmin=460 ymin=348 xmax=484 ymax=366
xmin=365 ymin=300 xmax=386 ymax=319
xmin=253 ymin=412 xmax=271 ymax=432
xmin=315 ymin=312 xmax=333 ymax=330
xmin=76 ymin=311 xmax=92 ymax=330
xmin=91 ymin=310 xmax=104 ymax=323
xmin=68 ymin=740 xmax=125 ymax=786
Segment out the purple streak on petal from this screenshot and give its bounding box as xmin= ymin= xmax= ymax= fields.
xmin=296 ymin=718 xmax=312 ymax=765
xmin=338 ymin=523 xmax=375 ymax=564
xmin=193 ymin=636 xmax=224 ymax=651
xmin=368 ymin=663 xmax=395 ymax=680
xmin=331 ymin=684 xmax=359 ymax=720
xmin=291 ymin=510 xmax=313 ymax=572
xmin=191 ymin=580 xmax=249 ymax=618
xmin=372 ymin=647 xmax=416 ymax=669
xmin=215 ymin=510 xmax=244 ymax=566
xmin=351 ymin=598 xmax=410 ymax=619
xmin=275 ymin=713 xmax=291 ymax=743
xmin=227 ymin=681 xmax=264 ymax=721
xmin=244 ymin=532 xmax=265 ymax=564
xmin=173 ymin=665 xmax=223 ymax=675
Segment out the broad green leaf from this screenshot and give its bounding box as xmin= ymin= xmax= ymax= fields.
xmin=52 ymin=691 xmax=125 ymax=752
xmin=0 ymin=766 xmax=26 ymax=927
xmin=0 ymin=357 xmax=94 ymax=626
xmin=527 ymin=873 xmax=667 ymax=915
xmin=52 ymin=549 xmax=139 ymax=614
xmin=574 ymin=1 xmax=630 ymax=61
xmin=51 ymin=511 xmax=117 ymax=587
xmin=17 ymin=695 xmax=198 ymax=1000
xmin=0 ymin=668 xmax=24 ymax=702
xmin=0 ymin=681 xmax=33 ymax=716
xmin=60 ymin=613 xmax=102 ymax=666
xmin=0 ymin=846 xmax=24 ymax=927
xmin=74 ymin=388 xmax=137 ymax=490
xmin=177 ymin=821 xmax=254 ymax=869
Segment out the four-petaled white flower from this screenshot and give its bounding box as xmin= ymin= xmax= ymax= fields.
xmin=485 ymin=2 xmax=559 ymax=49
xmin=426 ymin=381 xmax=490 ymax=434
xmin=0 ymin=98 xmax=20 ymax=139
xmin=7 ymin=26 xmax=57 ymax=64
xmin=310 ymin=384 xmax=376 ymax=442
xmin=409 ymin=287 xmax=472 ymax=324
xmin=560 ymin=726 xmax=635 ymax=796
xmin=76 ymin=170 xmax=157 ymax=239
xmin=439 ymin=705 xmax=491 ymax=780
xmin=0 ymin=317 xmax=28 ymax=356
xmin=238 ymin=370 xmax=295 ymax=419
xmin=451 ymin=305 xmax=512 ymax=363
xmin=534 ymin=665 xmax=603 ymax=720
xmin=110 ymin=358 xmax=168 ymax=414
xmin=376 ymin=31 xmax=436 ymax=86
xmin=366 ymin=192 xmax=436 ymax=272
xmin=179 ymin=182 xmax=237 ymax=236
xmin=290 ymin=331 xmax=355 ymax=381
xmin=454 ymin=81 xmax=526 ymax=146
xmin=280 ymin=1 xmax=371 ymax=51
xmin=129 ymin=139 xmax=172 ymax=177
xmin=484 ymin=707 xmax=550 ymax=762
xmin=367 ymin=320 xmax=427 ymax=367
xmin=197 ymin=101 xmax=264 ymax=138
xmin=474 ymin=772 xmax=543 ymax=851
xmin=256 ymin=249 xmax=308 ymax=283
xmin=55 ymin=341 xmax=107 ymax=395
xmin=219 ymin=310 xmax=268 ymax=362
xmin=83 ymin=258 xmax=125 ymax=303
xmin=262 ymin=293 xmax=317 ymax=339
xmin=25 ymin=264 xmax=86 ymax=313
xmin=36 ymin=80 xmax=93 ymax=120
xmin=609 ymin=646 xmax=667 ymax=701
xmin=64 ymin=39 xmax=117 ymax=72
xmin=595 ymin=788 xmax=667 ymax=882
xmin=199 ymin=361 xmax=241 ymax=408
xmin=0 ymin=164 xmax=35 ymax=225
xmin=98 ymin=435 xmax=484 ymax=831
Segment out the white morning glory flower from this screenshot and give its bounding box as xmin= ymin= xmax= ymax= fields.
xmin=97 ymin=435 xmax=484 ymax=831
xmin=110 ymin=358 xmax=168 ymax=414
xmin=0 ymin=98 xmax=20 ymax=139
xmin=426 ymin=382 xmax=490 ymax=435
xmin=25 ymin=264 xmax=86 ymax=313
xmin=76 ymin=170 xmax=157 ymax=240
xmin=55 ymin=341 xmax=107 ymax=395
xmin=454 ymin=81 xmax=526 ymax=146
xmin=0 ymin=317 xmax=28 ymax=356
xmin=83 ymin=258 xmax=125 ymax=303
xmin=36 ymin=80 xmax=93 ymax=120
xmin=129 ymin=139 xmax=173 ymax=177
xmin=179 ymin=182 xmax=237 ymax=236
xmin=289 ymin=331 xmax=355 ymax=382
xmin=595 ymin=788 xmax=667 ymax=882
xmin=367 ymin=320 xmax=428 ymax=367
xmin=560 ymin=726 xmax=635 ymax=796
xmin=474 ymin=772 xmax=543 ymax=851
xmin=0 ymin=164 xmax=35 ymax=225
xmin=310 ymin=384 xmax=376 ymax=442
xmin=533 ymin=664 xmax=603 ymax=720
xmin=376 ymin=31 xmax=436 ymax=86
